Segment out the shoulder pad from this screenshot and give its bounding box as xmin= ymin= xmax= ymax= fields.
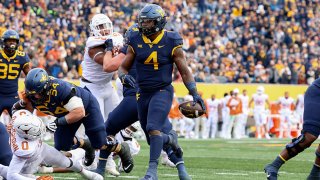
xmin=127 ymin=31 xmax=140 ymax=46
xmin=16 ymin=50 xmax=26 ymax=56
xmin=166 ymin=31 xmax=183 ymax=47
xmin=86 ymin=36 xmax=108 ymax=48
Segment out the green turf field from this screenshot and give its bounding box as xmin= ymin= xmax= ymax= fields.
xmin=45 ymin=138 xmax=318 ymax=180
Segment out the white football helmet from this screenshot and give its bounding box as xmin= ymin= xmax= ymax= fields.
xmin=257 ymin=86 xmax=265 ymax=94
xmin=89 ymin=14 xmax=113 ymax=37
xmin=233 ymin=88 xmax=239 ymax=94
xmin=13 ymin=112 xmax=46 ymax=140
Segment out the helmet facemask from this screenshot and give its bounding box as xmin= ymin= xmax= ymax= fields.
xmin=89 ymin=14 xmax=113 ymax=37
xmin=26 ymin=81 xmax=51 ymax=104
xmin=3 ymin=38 xmax=19 ymax=54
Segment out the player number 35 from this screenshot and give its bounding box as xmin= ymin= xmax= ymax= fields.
xmin=0 ymin=63 xmax=20 ymax=79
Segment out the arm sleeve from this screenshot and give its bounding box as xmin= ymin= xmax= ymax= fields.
xmin=7 ymin=155 xmax=35 ymax=180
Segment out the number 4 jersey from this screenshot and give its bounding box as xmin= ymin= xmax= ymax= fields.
xmin=0 ymin=49 xmax=30 ymax=96
xmin=127 ymin=30 xmax=183 ymax=91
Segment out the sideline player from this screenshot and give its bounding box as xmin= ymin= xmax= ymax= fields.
xmin=206 ymin=94 xmax=221 ymax=139
xmin=264 ymin=79 xmax=320 ymax=179
xmin=295 ymin=93 xmax=304 ymax=135
xmin=277 ymin=91 xmax=294 ymax=138
xmin=118 ymin=4 xmax=206 ymax=180
xmin=249 ymin=86 xmax=270 ymax=139
xmin=0 ymin=29 xmax=30 ymax=166
xmin=0 ymin=109 xmax=103 ymax=180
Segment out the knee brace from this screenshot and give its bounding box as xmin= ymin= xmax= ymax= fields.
xmin=285 ymin=134 xmax=310 ymax=158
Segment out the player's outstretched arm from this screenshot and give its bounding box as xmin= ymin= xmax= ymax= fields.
xmin=103 ymin=52 xmax=125 ymax=73
xmin=173 ymin=47 xmax=206 ymax=112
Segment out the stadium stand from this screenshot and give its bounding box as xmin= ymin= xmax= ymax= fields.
xmin=1 ymin=0 xmax=319 ymax=84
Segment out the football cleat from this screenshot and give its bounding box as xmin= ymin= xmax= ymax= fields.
xmin=118 ymin=142 xmax=134 ymax=173
xmin=167 ymin=130 xmax=183 ymax=158
xmin=179 ymin=172 xmax=192 ymax=180
xmin=82 ymin=139 xmax=96 ymax=166
xmin=264 ymin=165 xmax=278 ymax=180
xmin=80 ymin=168 xmax=104 ymax=180
xmin=161 ymin=155 xmax=175 ymax=168
xmin=140 ymin=171 xmax=158 ymax=180
xmin=106 ymin=156 xmax=120 ymax=176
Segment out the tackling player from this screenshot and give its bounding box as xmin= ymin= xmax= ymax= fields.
xmin=264 ymin=79 xmax=320 ymax=179
xmin=0 ymin=29 xmax=30 ymax=166
xmin=12 ymin=68 xmax=134 ymax=174
xmin=118 ymin=4 xmax=206 ymax=180
xmin=0 ymin=110 xmax=103 ymax=180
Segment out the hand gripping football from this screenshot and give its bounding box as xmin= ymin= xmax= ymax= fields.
xmin=179 ymin=101 xmax=205 ymax=118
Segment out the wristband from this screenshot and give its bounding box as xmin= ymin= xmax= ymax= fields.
xmin=55 ymin=116 xmax=68 ymax=125
xmin=185 ymin=82 xmax=197 ymax=96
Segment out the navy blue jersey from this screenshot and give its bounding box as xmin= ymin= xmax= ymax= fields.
xmin=120 ymin=26 xmax=140 ymax=96
xmin=31 ymin=77 xmax=91 ymax=117
xmin=128 ymin=30 xmax=183 ymax=91
xmin=0 ymin=49 xmax=29 ymax=96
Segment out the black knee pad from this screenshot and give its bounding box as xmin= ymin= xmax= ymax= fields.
xmin=286 ymin=134 xmax=309 ymax=157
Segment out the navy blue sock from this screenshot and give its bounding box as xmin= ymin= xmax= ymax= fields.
xmin=309 ymin=164 xmax=320 ymax=177
xmin=162 ymin=133 xmax=170 ymax=145
xmin=96 ymin=149 xmax=110 ymax=175
xmin=165 ymin=147 xmax=188 ymax=176
xmin=148 ymin=135 xmax=163 ymax=171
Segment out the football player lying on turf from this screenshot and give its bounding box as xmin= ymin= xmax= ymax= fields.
xmin=0 ymin=109 xmax=103 ymax=180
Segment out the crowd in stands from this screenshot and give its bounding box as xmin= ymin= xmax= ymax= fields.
xmin=1 ymin=0 xmax=320 ymax=84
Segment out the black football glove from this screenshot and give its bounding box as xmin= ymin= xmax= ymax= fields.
xmin=105 ymin=39 xmax=113 ymax=52
xmin=192 ymin=93 xmax=206 ymax=112
xmin=119 ymin=74 xmax=136 ymax=88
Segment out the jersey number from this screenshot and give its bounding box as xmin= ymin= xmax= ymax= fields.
xmin=21 ymin=141 xmax=29 ymax=150
xmin=36 ymin=105 xmax=68 ymax=116
xmin=0 ymin=63 xmax=20 ymax=79
xmin=144 ymin=51 xmax=158 ymax=70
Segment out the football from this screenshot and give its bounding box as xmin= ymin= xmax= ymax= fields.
xmin=179 ymin=101 xmax=205 ymax=118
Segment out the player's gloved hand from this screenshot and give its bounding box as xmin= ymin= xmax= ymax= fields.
xmin=47 ymin=121 xmax=57 ymax=133
xmin=119 ymin=74 xmax=136 ymax=88
xmin=192 ymin=93 xmax=206 ymax=112
xmin=105 ymin=39 xmax=114 ymax=52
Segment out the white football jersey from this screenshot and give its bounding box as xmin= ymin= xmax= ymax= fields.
xmin=222 ymin=95 xmax=230 ymax=109
xmin=82 ymin=32 xmax=124 ymax=83
xmin=206 ymin=98 xmax=220 ymax=116
xmin=239 ymin=94 xmax=249 ymax=114
xmin=296 ymin=94 xmax=304 ymax=112
xmin=279 ymin=97 xmax=294 ymax=111
xmin=10 ymin=130 xmax=43 ymax=158
xmin=252 ymin=93 xmax=268 ymax=110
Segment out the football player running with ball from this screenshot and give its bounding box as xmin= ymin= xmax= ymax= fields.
xmin=118 ymin=4 xmax=206 ymax=180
